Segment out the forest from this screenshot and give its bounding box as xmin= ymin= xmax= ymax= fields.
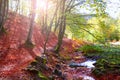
xmin=0 ymin=0 xmax=120 ymax=80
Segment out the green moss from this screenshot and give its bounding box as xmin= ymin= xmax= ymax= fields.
xmin=35 ymin=56 xmax=47 ymax=64
xmin=92 ymin=57 xmax=120 ymax=76
xmin=60 ymin=55 xmax=71 ymax=61
xmin=87 ymin=46 xmax=120 ymax=76
xmin=38 ymin=72 xmax=49 ymax=80
xmin=27 ymin=56 xmax=49 ymax=80
xmin=59 ymin=53 xmax=72 ymax=61
xmin=79 ymin=45 xmax=120 ymax=76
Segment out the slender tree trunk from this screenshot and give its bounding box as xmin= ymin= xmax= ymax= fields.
xmin=54 ymin=16 xmax=60 ymax=33
xmin=41 ymin=10 xmax=45 ymax=33
xmin=44 ymin=0 xmax=48 ymax=31
xmin=26 ymin=0 xmax=36 ymax=46
xmin=56 ymin=17 xmax=66 ymax=53
xmin=43 ymin=0 xmax=59 ymax=54
xmin=55 ymin=0 xmax=66 ymax=53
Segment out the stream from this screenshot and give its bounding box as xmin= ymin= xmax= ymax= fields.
xmin=69 ymin=60 xmax=96 ymax=68
xmin=69 ymin=59 xmax=96 ymax=80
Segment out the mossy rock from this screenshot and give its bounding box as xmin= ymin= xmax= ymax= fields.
xmin=38 ymin=72 xmax=49 ymax=80
xmin=27 ymin=56 xmax=49 ymax=80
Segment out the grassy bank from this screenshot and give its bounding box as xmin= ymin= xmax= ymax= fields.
xmin=77 ymin=44 xmax=120 ymax=75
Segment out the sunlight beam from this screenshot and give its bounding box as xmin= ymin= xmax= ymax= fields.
xmin=36 ymin=0 xmax=47 ymax=10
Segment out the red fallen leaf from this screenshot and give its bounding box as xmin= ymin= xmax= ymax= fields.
xmin=0 ymin=11 xmax=81 ymax=79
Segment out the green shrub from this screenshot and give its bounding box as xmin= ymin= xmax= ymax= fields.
xmin=92 ymin=58 xmax=120 ymax=76
xmin=78 ymin=44 xmax=120 ymax=76
xmin=109 ymin=30 xmax=120 ymax=41
xmin=77 ymin=44 xmax=103 ymax=54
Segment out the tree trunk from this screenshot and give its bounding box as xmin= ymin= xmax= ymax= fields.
xmin=26 ymin=0 xmax=36 ymax=46
xmin=55 ymin=0 xmax=66 ymax=53
xmin=0 ymin=0 xmax=9 ymax=34
xmin=43 ymin=0 xmax=59 ymax=54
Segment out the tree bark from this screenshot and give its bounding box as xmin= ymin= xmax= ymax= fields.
xmin=0 ymin=0 xmax=9 ymax=34
xmin=26 ymin=0 xmax=36 ymax=46
xmin=43 ymin=0 xmax=59 ymax=54
xmin=55 ymin=0 xmax=66 ymax=53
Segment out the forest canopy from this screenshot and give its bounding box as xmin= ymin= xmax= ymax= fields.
xmin=7 ymin=0 xmax=120 ymax=44
xmin=0 ymin=0 xmax=120 ymax=53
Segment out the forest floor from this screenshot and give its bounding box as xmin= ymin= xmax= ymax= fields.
xmin=0 ymin=12 xmax=120 ymax=80
xmin=0 ymin=12 xmax=89 ymax=80
xmin=41 ymin=50 xmax=95 ymax=80
xmin=40 ymin=44 xmax=120 ymax=80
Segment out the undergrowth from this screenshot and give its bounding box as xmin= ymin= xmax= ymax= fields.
xmin=77 ymin=44 xmax=120 ymax=76
xmin=27 ymin=56 xmax=49 ymax=80
xmin=77 ymin=44 xmax=104 ymax=54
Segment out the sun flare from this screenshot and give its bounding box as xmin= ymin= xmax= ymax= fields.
xmin=36 ymin=0 xmax=47 ymax=10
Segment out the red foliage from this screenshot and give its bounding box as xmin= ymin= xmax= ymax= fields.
xmin=0 ymin=12 xmax=78 ymax=79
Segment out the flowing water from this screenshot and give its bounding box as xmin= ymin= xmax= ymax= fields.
xmin=69 ymin=59 xmax=96 ymax=80
xmin=69 ymin=60 xmax=96 ymax=68
xmin=82 ymin=75 xmax=95 ymax=80
xmin=79 ymin=60 xmax=96 ymax=68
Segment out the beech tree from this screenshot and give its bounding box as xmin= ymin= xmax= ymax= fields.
xmin=55 ymin=0 xmax=66 ymax=53
xmin=55 ymin=0 xmax=86 ymax=53
xmin=26 ymin=0 xmax=36 ymax=46
xmin=43 ymin=0 xmax=59 ymax=54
